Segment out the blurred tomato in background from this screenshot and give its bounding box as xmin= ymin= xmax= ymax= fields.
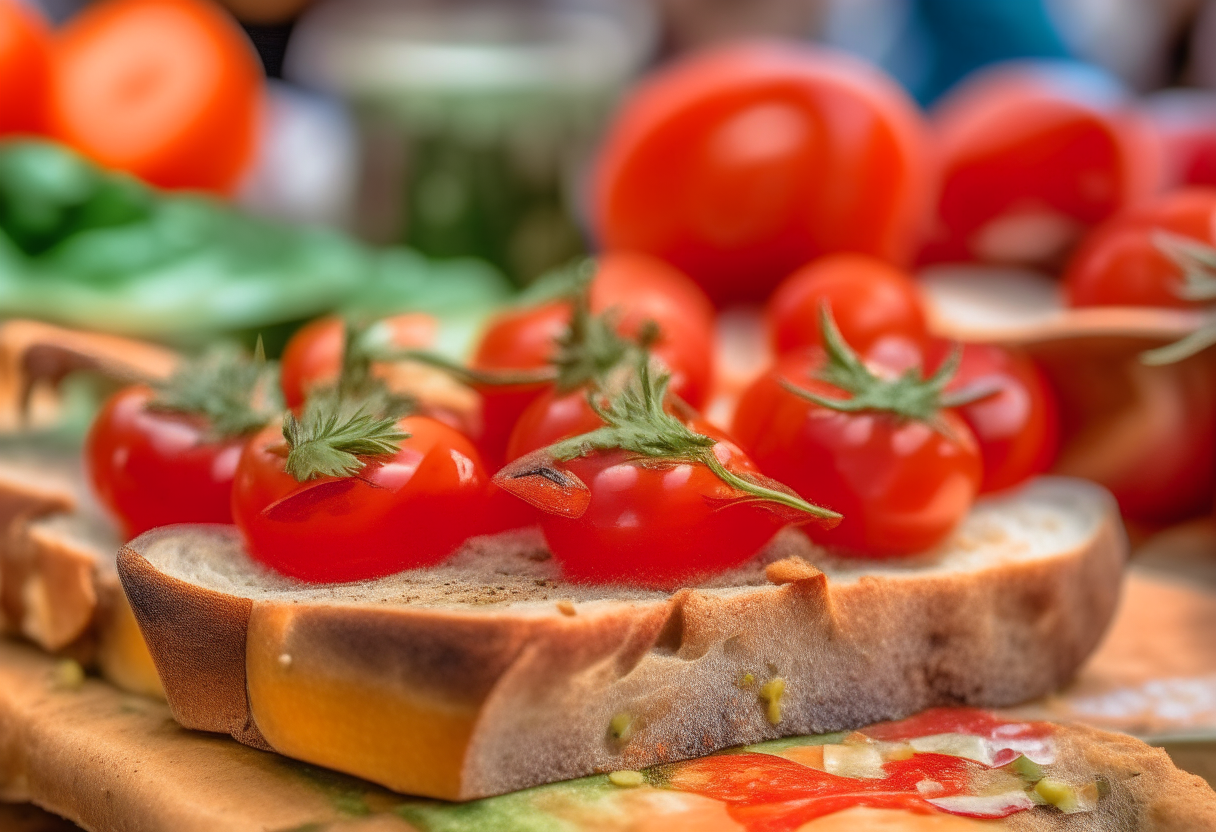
xmin=592 ymin=41 xmax=935 ymax=305
xmin=0 ymin=0 xmax=52 ymax=135
xmin=920 ymin=61 xmax=1162 ymax=270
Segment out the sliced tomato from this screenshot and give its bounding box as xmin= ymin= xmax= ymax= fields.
xmin=0 ymin=0 xmax=52 ymax=135
xmin=1065 ymin=188 xmax=1216 ymax=308
xmin=921 ymin=61 xmax=1162 ymax=268
xmin=49 ymin=0 xmax=264 ymax=193
xmin=593 ymin=41 xmax=934 ymax=304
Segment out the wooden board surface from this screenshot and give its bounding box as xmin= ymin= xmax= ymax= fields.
xmin=1 ymin=568 xmax=1215 ymax=832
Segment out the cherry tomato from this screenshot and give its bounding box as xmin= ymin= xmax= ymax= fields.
xmin=921 ymin=62 xmax=1162 ymax=268
xmin=48 ymin=0 xmax=264 ymax=193
xmin=232 ymin=415 xmax=488 ymax=582
xmin=1064 ymin=189 xmax=1216 ymax=308
xmin=767 ymin=253 xmax=929 ymax=357
xmin=529 ymin=434 xmax=796 ymax=589
xmin=280 ymin=313 xmax=438 ymax=410
xmin=470 ymin=300 xmax=572 ymax=468
xmin=0 ymin=0 xmax=52 ymax=135
xmin=591 ymin=252 xmax=715 ymax=408
xmin=593 ymin=41 xmax=934 ymax=305
xmin=472 ymin=259 xmax=715 ymax=467
xmin=927 ymin=341 xmax=1060 ymax=494
xmin=733 ymin=351 xmax=982 ymax=557
xmin=505 ymin=387 xmax=604 ymax=462
xmin=85 ymin=385 xmax=244 ymax=539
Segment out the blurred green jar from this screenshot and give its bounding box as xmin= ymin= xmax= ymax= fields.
xmin=283 ymin=0 xmax=657 ymax=286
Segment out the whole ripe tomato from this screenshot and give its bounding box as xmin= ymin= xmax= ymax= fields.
xmin=471 ymin=256 xmax=715 ymax=467
xmin=86 ymin=385 xmax=245 ymax=538
xmin=921 ymin=62 xmax=1162 ymax=268
xmin=506 ymin=387 xmax=604 ymax=462
xmin=0 ymin=0 xmax=52 ymax=135
xmin=470 ymin=300 xmax=572 ymax=468
xmin=592 ymin=41 xmax=934 ymax=305
xmin=927 ymin=341 xmax=1060 ymax=494
xmin=767 ymin=253 xmax=929 ymax=357
xmin=1065 ymin=189 xmax=1216 ymax=308
xmin=733 ymin=350 xmax=982 ymax=557
xmin=232 ymin=415 xmax=488 ymax=582
xmin=280 ymin=313 xmax=438 ymax=410
xmin=48 ymin=0 xmax=264 ymax=193
xmin=508 ymin=431 xmax=801 ymax=589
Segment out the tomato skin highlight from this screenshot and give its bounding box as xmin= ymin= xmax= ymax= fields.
xmin=0 ymin=0 xmax=52 ymax=136
xmin=767 ymin=253 xmax=929 ymax=358
xmin=532 ymin=436 xmax=790 ymax=589
xmin=593 ymin=41 xmax=934 ymax=305
xmin=48 ymin=0 xmax=264 ymax=193
xmin=733 ymin=351 xmax=982 ymax=557
xmin=922 ymin=62 xmax=1162 ymax=268
xmin=279 ymin=313 xmax=438 ymax=410
xmin=928 ymin=342 xmax=1060 ymax=494
xmin=1064 ymin=188 xmax=1216 ymax=309
xmin=85 ymin=385 xmax=244 ymax=539
xmin=505 ymin=387 xmax=604 ymax=462
xmin=232 ymin=415 xmax=488 ymax=583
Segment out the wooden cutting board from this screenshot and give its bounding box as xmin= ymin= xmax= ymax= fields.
xmin=1 ymin=568 xmax=1214 ymax=832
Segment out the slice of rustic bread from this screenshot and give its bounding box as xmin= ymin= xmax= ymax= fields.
xmin=119 ymin=476 xmax=1126 ymax=801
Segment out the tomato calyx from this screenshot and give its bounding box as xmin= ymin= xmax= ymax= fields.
xmin=498 ymin=360 xmax=842 ymax=524
xmin=782 ymin=305 xmax=995 ymax=430
xmin=281 ymin=394 xmax=409 ymax=482
xmin=306 ymin=319 xmax=419 ymax=417
xmin=148 ymin=339 xmax=281 ymax=439
xmin=1142 ymin=233 xmax=1216 ymax=365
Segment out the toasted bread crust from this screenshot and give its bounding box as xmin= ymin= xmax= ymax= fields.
xmin=120 ymin=478 xmax=1127 ymax=800
xmin=118 ymin=540 xmax=269 ymax=749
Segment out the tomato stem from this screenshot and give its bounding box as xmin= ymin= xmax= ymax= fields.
xmin=1140 ymin=233 xmax=1216 ymax=365
xmin=375 ymin=348 xmax=560 ymax=387
xmin=147 ymin=340 xmax=281 ymax=439
xmin=782 ymin=304 xmax=993 ymax=423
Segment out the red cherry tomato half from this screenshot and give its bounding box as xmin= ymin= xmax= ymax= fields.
xmin=280 ymin=313 xmax=438 ymax=410
xmin=928 ymin=341 xmax=1060 ymax=494
xmin=767 ymin=253 xmax=929 ymax=358
xmin=1064 ymin=188 xmax=1216 ymax=308
xmin=1144 ymin=89 xmax=1216 ymax=191
xmin=232 ymin=415 xmax=488 ymax=582
xmin=0 ymin=0 xmax=52 ymax=135
xmin=593 ymin=41 xmax=934 ymax=305
xmin=922 ymin=62 xmax=1162 ymax=268
xmin=733 ymin=351 xmax=982 ymax=557
xmin=49 ymin=0 xmax=264 ymax=193
xmin=525 ymin=435 xmax=796 ymax=589
xmin=85 ymin=385 xmax=244 ymax=539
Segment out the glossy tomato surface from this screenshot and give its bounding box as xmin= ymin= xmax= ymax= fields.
xmin=470 ymin=300 xmax=571 ymax=467
xmin=922 ymin=62 xmax=1161 ymax=268
xmin=505 ymin=387 xmax=604 ymax=462
xmin=0 ymin=0 xmax=51 ymax=135
xmin=280 ymin=313 xmax=438 ymax=409
xmin=590 ymin=252 xmax=715 ymax=407
xmin=232 ymin=415 xmax=488 ymax=582
xmin=767 ymin=253 xmax=929 ymax=357
xmin=928 ymin=341 xmax=1060 ymax=494
xmin=733 ymin=351 xmax=982 ymax=556
xmin=593 ymin=41 xmax=934 ymax=304
xmin=535 ymin=439 xmax=795 ymax=589
xmin=49 ymin=0 xmax=264 ymax=193
xmin=85 ymin=385 xmax=244 ymax=539
xmin=1065 ymin=188 xmax=1216 ymax=308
